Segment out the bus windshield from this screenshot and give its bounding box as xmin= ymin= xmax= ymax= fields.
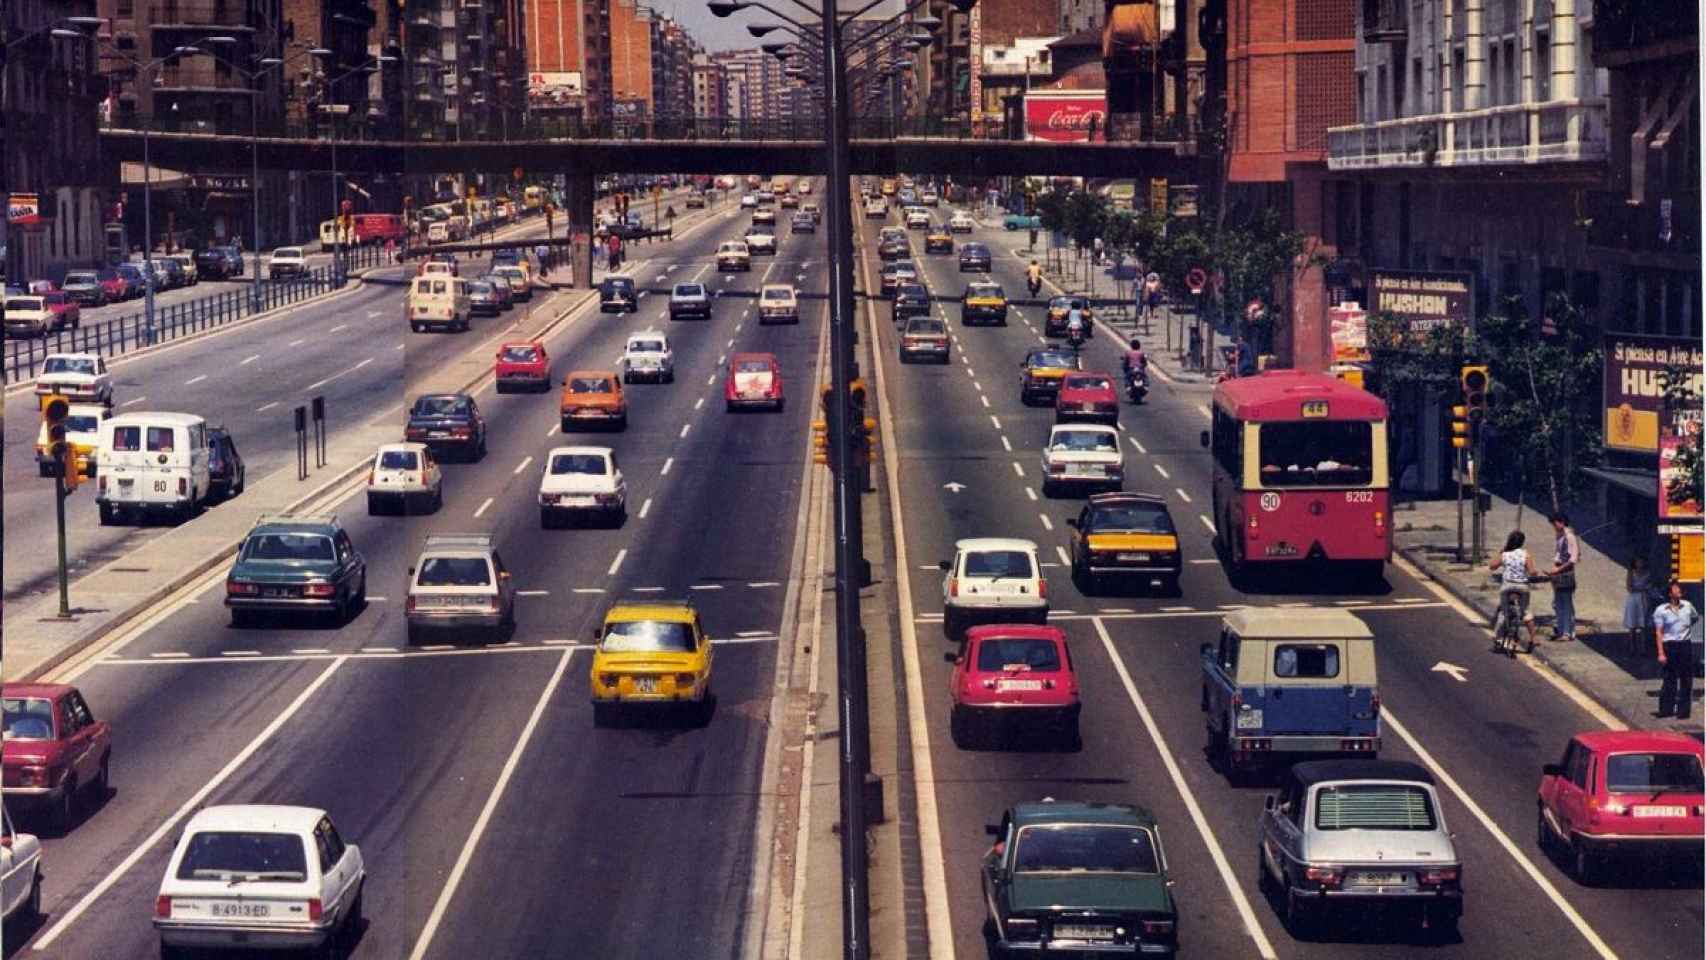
xmin=1256 ymin=421 xmax=1373 ymax=488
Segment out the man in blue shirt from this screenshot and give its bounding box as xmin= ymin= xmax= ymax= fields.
xmin=1653 ymin=579 xmax=1700 ymax=719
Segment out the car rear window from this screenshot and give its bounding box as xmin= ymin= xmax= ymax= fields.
xmin=1014 ymin=825 xmax=1158 ymax=874
xmin=550 ymin=453 xmax=607 ymax=475
xmin=1085 ymin=503 xmax=1175 ymax=534
xmin=601 ymin=620 xmax=695 ymax=652
xmin=6 ymin=298 xmax=42 ymax=311
xmin=417 ymin=557 xmax=492 ymax=587
xmin=468 ymin=281 xmax=493 ymax=294
xmin=499 ymin=346 xmax=538 ymax=363
xmin=44 ymin=356 xmax=95 ymax=375
xmin=275 ymin=248 xmax=303 ymax=258
xmin=1314 ymin=784 xmax=1437 ymax=830
xmin=1273 ymin=644 xmax=1340 ymax=678
xmin=567 ymin=377 xmax=612 ymax=394
xmin=976 ymin=637 xmax=1061 ymax=672
xmin=243 ymin=534 xmax=335 ymax=562
xmin=964 ymin=550 xmax=1034 ymax=578
xmin=66 ymin=272 xmax=97 ymax=284
xmin=763 ymin=288 xmax=792 ymax=301
xmin=2 ymin=697 xmax=55 ymax=740
xmin=379 ymin=450 xmax=420 ymax=470
xmin=906 ymin=319 xmax=947 ymax=335
xmin=674 ymin=284 xmax=704 ymax=297
xmin=1050 ymin=430 xmax=1118 ymax=452
xmin=629 ymin=340 xmax=665 ymax=352
xmin=66 ymin=414 xmax=100 ymax=433
xmin=413 ymin=396 xmax=469 ymax=416
xmin=1605 ymin=752 xmax=1705 ymax=793
xmin=146 ymin=427 xmax=178 ymax=452
xmin=736 ymin=359 xmax=773 ymax=373
xmin=1065 ymin=376 xmax=1112 ymax=391
xmin=177 ymin=832 xmax=308 ymax=882
xmin=110 ymin=425 xmax=141 ymax=451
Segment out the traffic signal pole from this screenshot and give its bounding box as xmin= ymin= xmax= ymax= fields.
xmin=54 ymin=468 xmax=70 ymax=618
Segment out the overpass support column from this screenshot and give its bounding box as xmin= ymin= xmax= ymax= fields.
xmin=562 ymin=172 xmax=596 ymax=288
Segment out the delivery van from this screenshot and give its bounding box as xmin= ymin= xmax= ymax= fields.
xmin=408 ymin=275 xmax=472 ymax=332
xmin=96 ymin=412 xmax=211 ymax=525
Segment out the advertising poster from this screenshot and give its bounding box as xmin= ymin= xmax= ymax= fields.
xmin=1659 ymin=417 xmax=1703 ymax=521
xmin=1368 ymin=269 xmax=1474 ymax=331
xmin=1023 ymin=91 xmax=1107 ymax=143
xmin=1329 ymin=303 xmax=1369 ymax=363
xmin=1604 ymin=333 xmax=1704 ymax=454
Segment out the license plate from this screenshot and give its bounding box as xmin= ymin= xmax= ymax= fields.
xmin=1235 ymin=709 xmax=1264 ymax=730
xmin=1117 ymin=552 xmax=1150 ymax=562
xmin=1069 ymin=465 xmax=1101 ymax=477
xmin=428 ymin=431 xmax=449 ymax=438
xmin=1634 ymin=805 xmax=1687 ymax=818
xmin=997 ymin=679 xmax=1043 ymax=691
xmin=634 ymin=676 xmax=658 ymax=694
xmin=262 ymin=588 xmax=294 ymax=599
xmin=568 ymin=496 xmax=597 ymax=507
xmin=1054 ymin=924 xmax=1115 ymax=941
xmin=210 ymin=902 xmax=271 ymax=918
xmin=1351 ymin=871 xmax=1406 ymax=886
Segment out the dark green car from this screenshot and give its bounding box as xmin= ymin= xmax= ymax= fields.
xmin=982 ymin=800 xmax=1178 ymax=957
xmin=225 ymin=515 xmax=367 ymax=627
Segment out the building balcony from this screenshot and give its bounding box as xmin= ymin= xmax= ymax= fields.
xmin=1327 ymin=99 xmax=1608 ymax=171
xmin=1361 ymin=0 xmax=1407 ymax=43
xmin=149 ymin=1 xmax=256 ymax=30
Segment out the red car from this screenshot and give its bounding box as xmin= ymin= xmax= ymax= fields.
xmin=725 ymin=352 xmax=784 ymax=411
xmin=42 ymin=291 xmax=81 ymax=331
xmin=1054 ymin=371 xmax=1119 ymax=424
xmin=98 ymin=267 xmax=135 ymax=302
xmin=1537 ymin=730 xmax=1704 ymax=883
xmin=495 ymin=340 xmax=551 ymax=393
xmin=945 ymin=625 xmax=1080 ymax=749
xmin=2 ymin=682 xmax=113 ymax=832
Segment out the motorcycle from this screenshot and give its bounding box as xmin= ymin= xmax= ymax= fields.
xmin=1026 ymin=276 xmax=1042 ymax=297
xmin=1066 ymin=324 xmax=1087 ymax=350
xmin=1126 ymin=369 xmax=1148 ymax=404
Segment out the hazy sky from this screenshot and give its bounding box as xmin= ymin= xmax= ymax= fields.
xmin=653 ymin=0 xmax=909 ymax=53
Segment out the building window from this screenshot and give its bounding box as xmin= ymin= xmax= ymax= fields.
xmin=1535 ymin=29 xmax=1550 ymax=100
xmin=1487 ymin=45 xmax=1500 ymax=106
xmin=1503 ymin=39 xmax=1518 ymax=103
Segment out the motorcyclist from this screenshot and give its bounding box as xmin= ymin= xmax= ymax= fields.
xmin=1066 ymin=306 xmax=1086 ymax=347
xmin=1026 ymin=260 xmax=1042 ymax=295
xmin=1123 ymin=337 xmax=1147 ymax=379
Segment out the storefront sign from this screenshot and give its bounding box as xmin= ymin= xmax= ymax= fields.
xmin=1368 ymin=269 xmax=1474 ymax=331
xmin=1329 ymin=302 xmax=1370 ymax=363
xmin=1022 ymin=90 xmax=1106 ymax=143
xmin=1604 ymin=333 xmax=1704 ymax=454
xmin=968 ymin=5 xmax=983 ymax=122
xmin=7 ymin=193 xmax=41 ymax=226
xmin=186 ymin=174 xmax=251 ymax=191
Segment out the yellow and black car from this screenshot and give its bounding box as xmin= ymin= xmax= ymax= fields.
xmin=1018 ymin=346 xmax=1080 ymax=403
xmin=960 ymin=281 xmax=1008 ymax=326
xmin=924 ymin=225 xmax=954 ymax=254
xmin=1066 ymin=492 xmax=1182 ymax=595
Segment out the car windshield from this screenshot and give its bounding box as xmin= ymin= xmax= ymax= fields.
xmin=65 ymin=272 xmax=97 ymax=284
xmin=500 ymin=346 xmax=539 ymax=363
xmin=735 ymin=359 xmax=774 ymax=373
xmin=1085 ymin=503 xmax=1174 ymax=533
xmin=567 ymin=377 xmax=613 ymax=394
xmin=763 ymin=289 xmax=793 ymax=301
xmin=379 ymin=450 xmax=420 ymax=470
xmin=242 ymin=533 xmax=335 ymax=562
xmin=1013 ymin=824 xmax=1159 ymax=874
xmin=274 ymin=248 xmax=303 ymax=258
xmin=550 ymin=453 xmax=608 ymax=475
xmin=413 ymin=396 xmax=470 ymax=417
xmin=417 ymin=557 xmax=492 ymax=587
xmin=1314 ymin=784 xmax=1438 ymax=831
xmin=6 ymin=298 xmax=42 ymax=311
xmin=176 ymin=831 xmax=308 ymax=882
xmin=906 ymin=319 xmax=947 ymax=335
xmin=1064 ymin=376 xmax=1112 ymax=392
xmin=629 ymin=340 xmax=665 ymax=353
xmin=66 ymin=414 xmax=100 ymax=433
xmin=2 ymin=697 xmax=55 ymax=740
xmin=1257 ymin=421 xmax=1374 ymax=488
xmin=674 ymin=284 xmax=704 ymax=297
xmin=1030 ymin=351 xmax=1077 ymax=369
xmin=976 ymin=637 xmax=1061 ymax=672
xmin=1605 ymin=752 xmax=1705 ymax=793
xmin=44 ymin=357 xmax=96 ymax=375
xmin=964 ymin=550 xmax=1034 ymax=578
xmin=601 ymin=620 xmax=696 ymax=652
xmin=1051 ymin=431 xmax=1118 ymax=452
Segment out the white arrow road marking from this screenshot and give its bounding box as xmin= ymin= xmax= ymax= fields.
xmin=943 ymin=481 xmax=966 ymax=493
xmin=1432 ymin=661 xmax=1469 ymax=682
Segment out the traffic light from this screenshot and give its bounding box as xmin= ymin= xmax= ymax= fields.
xmin=857 ymin=417 xmax=879 ymax=464
xmin=1460 ymin=365 xmax=1490 ymax=426
xmin=1450 ymin=404 xmax=1471 ymax=449
xmin=41 ymin=394 xmax=78 ymax=491
xmin=811 ymin=420 xmax=829 ymax=464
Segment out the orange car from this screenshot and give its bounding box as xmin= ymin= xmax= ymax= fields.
xmin=560 ymin=370 xmax=627 ymax=431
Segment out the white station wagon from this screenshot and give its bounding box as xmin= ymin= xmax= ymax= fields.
xmin=538 ymin=445 xmax=627 ymax=527
xmin=154 ymin=804 xmax=364 ymax=956
xmin=939 ymin=537 xmax=1049 ymax=638
xmin=622 ymin=330 xmax=675 ymax=383
xmin=1041 ymin=424 xmax=1125 ymax=497
xmin=35 ymin=352 xmax=113 ymax=404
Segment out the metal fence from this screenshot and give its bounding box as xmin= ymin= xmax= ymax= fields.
xmin=3 ymin=244 xmax=385 ymax=385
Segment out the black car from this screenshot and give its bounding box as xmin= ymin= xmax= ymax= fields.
xmin=207 ymin=426 xmax=246 ymax=500
xmin=600 ymin=276 xmax=639 ymax=313
xmin=194 ymin=246 xmax=242 ymax=279
xmin=404 ymin=393 xmax=488 ymax=462
xmin=467 ymin=279 xmax=502 ymax=316
xmin=892 ymin=282 xmax=932 ymax=322
xmin=959 ymin=242 xmax=992 ymax=272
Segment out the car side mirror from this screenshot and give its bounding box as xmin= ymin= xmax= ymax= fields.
xmin=944 ymin=652 xmax=958 ymax=664
xmin=1199 ymin=430 xmax=1210 ymax=448
xmin=1542 ymin=763 xmax=1563 ymax=778
xmin=1264 ymin=795 xmax=1276 ymax=811
xmin=498 ymin=571 xmax=511 ymax=580
xmin=407 ymin=567 xmax=415 ymax=577
xmin=938 ymin=560 xmax=951 ymax=572
xmin=985 ymin=824 xmax=1001 ymax=837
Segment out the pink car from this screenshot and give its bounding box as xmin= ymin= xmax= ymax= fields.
xmin=1538 ymin=730 xmax=1704 ymax=883
xmin=946 ymin=625 xmax=1080 ymax=749
xmin=41 ymin=291 xmax=80 ymax=331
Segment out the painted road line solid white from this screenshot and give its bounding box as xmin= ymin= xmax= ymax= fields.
xmin=661 ymin=456 xmax=674 ymax=476
xmin=1175 ymin=487 xmax=1193 ymax=503
xmin=607 ymin=548 xmax=628 ymax=576
xmin=638 ymin=497 xmax=653 ymax=519
xmin=31 ymin=656 xmax=351 ymax=951
xmin=1381 ymin=709 xmax=1620 ymax=959
xmin=472 ymin=497 xmax=493 ymax=518
xmin=406 ymin=647 xmax=576 ymax=960
xmin=513 ymin=455 xmax=533 ymax=475
xmin=1153 ymin=463 xmax=1170 ymax=479
xmin=1091 ymin=617 xmax=1280 ymax=959
xmin=1011 ymin=462 xmax=1024 ymax=478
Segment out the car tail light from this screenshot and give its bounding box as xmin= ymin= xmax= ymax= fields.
xmin=1230 ymin=691 xmax=1243 ymax=710
xmin=227 ymin=580 xmax=259 ymax=596
xmin=405 ymin=595 xmax=417 ymax=614
xmin=1049 ymin=463 xmax=1066 ymax=475
xmin=99 ymin=475 xmax=107 ymax=494
xmin=1246 ymin=512 xmax=1260 ymax=540
xmin=178 ymin=477 xmax=188 ymax=496
xmin=1141 ymin=919 xmax=1175 ymax=938
xmin=1692 ymin=804 xmax=1705 ymax=816
xmin=451 ymin=426 xmax=472 ymax=438
xmin=303 ymin=581 xmax=335 ymax=598
xmin=156 ymin=896 xmax=173 ymax=919
xmin=1038 ymin=578 xmax=1048 ymax=599
xmin=1374 ymin=510 xmax=1385 ymax=531
xmin=675 ymin=673 xmax=697 ymax=687
xmin=948 ymin=578 xmax=959 ymax=598
xmin=368 ymin=467 xmax=376 ymax=486
xmin=18 ymin=766 xmax=49 ymax=787
xmin=1237 ymin=738 xmax=1272 ymax=751
xmin=1418 ymin=866 xmax=1460 ymax=888
xmin=486 ymin=594 xmax=501 ymax=611
xmin=1341 ymin=739 xmax=1376 ymax=752
xmin=307 ymin=898 xmax=323 ymax=922
xmin=1304 ymin=866 xmax=1343 ymax=888
xmin=1370 ymin=693 xmax=1381 ymax=715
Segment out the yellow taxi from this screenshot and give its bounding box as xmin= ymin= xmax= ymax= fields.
xmin=924 ymin=224 xmax=954 ymax=254
xmin=1066 ymin=493 xmax=1183 ymax=595
xmin=881 ymin=178 xmax=898 ymax=196
xmin=960 ymin=281 xmax=1009 ymax=326
xmin=589 ymin=599 xmax=714 ymax=726
xmin=1019 ymin=346 xmax=1080 ymax=404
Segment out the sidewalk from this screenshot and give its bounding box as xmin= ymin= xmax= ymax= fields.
xmin=1393 ymin=490 xmax=1703 ymax=730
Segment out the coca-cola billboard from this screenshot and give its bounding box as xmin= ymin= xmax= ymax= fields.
xmin=1023 ymin=91 xmax=1107 ymax=143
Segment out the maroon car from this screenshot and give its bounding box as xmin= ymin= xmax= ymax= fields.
xmin=1053 ymin=371 xmax=1119 ymax=425
xmin=41 ymin=291 xmax=81 ymax=331
xmin=2 ymin=683 xmax=112 ymax=832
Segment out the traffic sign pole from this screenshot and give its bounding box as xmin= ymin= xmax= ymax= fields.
xmin=54 ymin=467 xmax=70 ymax=618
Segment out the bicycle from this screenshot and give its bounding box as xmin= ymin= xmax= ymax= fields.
xmin=1490 ymin=575 xmax=1547 ymax=656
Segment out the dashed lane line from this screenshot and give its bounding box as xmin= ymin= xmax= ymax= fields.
xmin=474 ymin=497 xmax=493 ymax=518
xmin=607 ymin=548 xmax=628 ymax=576
xmin=1011 ymin=462 xmax=1024 ymax=478
xmin=513 ymin=456 xmax=533 ymax=475
xmin=1025 ymin=488 xmax=1037 ymax=501
xmin=1001 ymin=436 xmax=1012 ymax=452
xmin=1130 ymin=437 xmax=1146 ymax=453
xmin=1037 ymin=513 xmax=1053 ymax=531
xmin=638 ymin=497 xmax=653 ymax=519
xmin=980 ymin=395 xmax=990 ymax=408
xmin=1199 ymin=514 xmax=1216 ymax=533
xmin=1175 ymin=487 xmax=1192 ymax=503
xmin=990 ymin=415 xmax=1002 ymax=430
xmin=695 ymin=397 xmax=705 ymax=411
xmin=1153 ymin=463 xmax=1170 ymax=479
xmin=239 ymin=355 xmax=260 ymax=366
xmin=1055 ymin=545 xmax=1071 ymax=566
xmin=680 ymin=423 xmax=692 ymax=439
xmin=661 ymin=456 xmax=675 ymax=475
xmin=255 ymin=401 xmax=278 ymax=413
xmin=121 ymin=396 xmax=147 ymax=407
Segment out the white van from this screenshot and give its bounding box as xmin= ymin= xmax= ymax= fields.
xmin=95 ymin=412 xmax=211 ymax=525
xmin=408 ymin=275 xmax=471 ymax=333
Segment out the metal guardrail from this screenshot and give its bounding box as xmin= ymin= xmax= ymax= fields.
xmin=2 ymin=244 xmax=384 ymax=386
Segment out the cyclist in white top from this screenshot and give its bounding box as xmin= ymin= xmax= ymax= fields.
xmin=1487 ymin=530 xmax=1541 ymax=650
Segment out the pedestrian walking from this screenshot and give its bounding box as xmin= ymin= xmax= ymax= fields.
xmin=1653 ymin=580 xmax=1699 ymax=719
xmin=534 ymin=243 xmax=550 ymax=279
xmin=1547 ymin=511 xmax=1581 ymax=641
xmin=1623 ymin=555 xmax=1656 ymax=657
xmin=1188 ymin=326 xmax=1203 ymax=371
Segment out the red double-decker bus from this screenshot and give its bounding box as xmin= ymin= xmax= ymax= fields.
xmin=1201 ymin=370 xmax=1391 ymax=582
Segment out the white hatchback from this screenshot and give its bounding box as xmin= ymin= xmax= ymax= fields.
xmin=366 ymin=441 xmax=443 ymax=515
xmin=538 ymin=446 xmax=627 ymax=527
xmin=622 ymin=330 xmax=675 ymax=383
xmin=154 ymin=804 xmax=363 ymax=956
xmin=949 ymin=212 xmax=976 ymax=233
xmin=1041 ymin=424 xmax=1124 ymax=497
xmin=939 ymin=537 xmax=1049 ymax=637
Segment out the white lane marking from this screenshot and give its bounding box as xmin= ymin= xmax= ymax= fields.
xmin=638 ymin=497 xmax=653 ymax=519
xmin=120 ymin=396 xmax=147 ymax=407
xmin=708 ymin=374 xmax=718 ymax=385
xmin=748 ymin=581 xmax=781 ymax=588
xmin=1000 ymin=436 xmax=1012 ymax=452
xmin=1130 ymin=437 xmax=1147 ymax=453
xmin=366 ymin=596 xmax=388 ymax=602
xmin=1199 ymin=514 xmax=1216 ymax=533
xmin=183 ymin=375 xmax=207 ymax=385
xmin=1197 ymin=403 xmax=1211 ymax=418
xmin=547 ymin=423 xmax=560 ymax=437
xmin=291 ymin=647 xmax=331 ymax=654
xmin=690 ymin=584 xmax=724 ymax=591
xmin=255 ymin=401 xmax=279 ymax=413
xmin=513 ymin=455 xmax=533 ymax=475
xmin=680 ymin=423 xmax=692 ymax=439
xmin=631 ymin=586 xmax=665 ymax=592
xmin=473 ymin=497 xmax=493 ymax=518
xmin=1025 ymin=487 xmax=1038 ymax=501
xmin=718 ymin=354 xmax=727 ymax=365
xmin=572 ymin=587 xmax=606 ymax=594
xmin=736 ymin=629 xmax=771 ymax=638
xmin=1175 ymin=487 xmax=1193 ymax=503
xmin=421 ymin=644 xmax=453 ymax=651
xmin=965 ymin=367 xmax=976 ymax=378
xmin=727 ymin=337 xmax=736 ymax=348
xmin=980 ymin=395 xmax=990 ymax=408
xmin=239 ymin=354 xmax=260 ymax=366
xmin=288 ymin=338 xmax=306 ymax=347
xmin=220 ymin=650 xmax=261 ymax=657
xmin=1334 ymin=599 xmax=1373 ymax=606
xmin=695 ymin=397 xmax=705 ymax=411
xmin=303 ymin=356 xmax=373 ymax=392
xmin=148 ymin=652 xmax=190 ymax=659
xmin=31 ymin=657 xmax=350 ymax=951
xmin=1091 ymin=617 xmax=1279 ymax=959
xmin=516 ymin=590 xmax=550 ymax=597
xmin=661 ymin=456 xmax=674 ymax=475
xmin=406 ymin=648 xmax=577 ymax=960
xmin=1382 ymin=709 xmax=1619 ymax=959
xmin=1037 ymin=513 xmax=1054 ymax=531
xmin=1055 ymin=545 xmax=1071 ymax=566
xmin=607 ymin=548 xmax=628 ymax=576
xmin=990 ymin=415 xmax=1002 ymax=430
xmin=1011 ymin=462 xmax=1024 ymax=478
xmin=328 ymin=323 xmax=348 ymax=333
xmin=1161 ymin=606 xmax=1193 ymax=612
xmin=1153 ymin=463 xmax=1171 ymax=479
xmin=395 ymin=343 xmax=406 ymax=352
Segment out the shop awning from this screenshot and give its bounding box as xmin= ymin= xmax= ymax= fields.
xmin=1579 ymin=464 xmax=1658 ymax=500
